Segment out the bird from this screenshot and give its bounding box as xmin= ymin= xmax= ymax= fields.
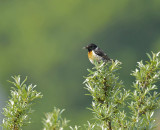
xmin=83 ymin=43 xmax=112 ymax=64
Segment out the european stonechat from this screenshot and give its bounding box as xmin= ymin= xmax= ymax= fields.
xmin=84 ymin=43 xmax=112 ymax=64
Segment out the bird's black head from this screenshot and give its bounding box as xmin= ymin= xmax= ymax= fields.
xmin=84 ymin=43 xmax=97 ymax=52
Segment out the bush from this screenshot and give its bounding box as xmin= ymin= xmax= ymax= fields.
xmin=2 ymin=76 xmax=42 ymax=130
xmin=2 ymin=52 xmax=160 ymax=130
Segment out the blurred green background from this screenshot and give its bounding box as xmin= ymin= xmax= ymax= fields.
xmin=0 ymin=0 xmax=160 ymax=129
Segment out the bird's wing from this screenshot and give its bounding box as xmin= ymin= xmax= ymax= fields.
xmin=94 ymin=48 xmax=110 ymax=60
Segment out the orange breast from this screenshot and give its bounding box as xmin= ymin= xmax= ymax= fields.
xmin=88 ymin=51 xmax=93 ymax=60
xmin=88 ymin=50 xmax=102 ymax=64
xmin=88 ymin=51 xmax=95 ymax=64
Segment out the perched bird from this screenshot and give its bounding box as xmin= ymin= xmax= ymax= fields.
xmin=83 ymin=43 xmax=112 ymax=64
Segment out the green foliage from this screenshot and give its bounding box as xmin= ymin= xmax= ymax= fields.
xmin=42 ymin=107 xmax=69 ymax=130
xmin=1 ymin=52 xmax=160 ymax=130
xmin=84 ymin=61 xmax=129 ymax=129
xmin=68 ymin=60 xmax=130 ymax=130
xmin=83 ymin=52 xmax=160 ymax=130
xmin=129 ymin=52 xmax=160 ymax=129
xmin=1 ymin=1 xmax=160 ymax=129
xmin=2 ymin=76 xmax=43 ymax=130
xmin=69 ymin=125 xmax=81 ymax=130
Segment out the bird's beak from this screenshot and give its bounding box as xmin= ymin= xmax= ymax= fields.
xmin=82 ymin=46 xmax=88 ymax=49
